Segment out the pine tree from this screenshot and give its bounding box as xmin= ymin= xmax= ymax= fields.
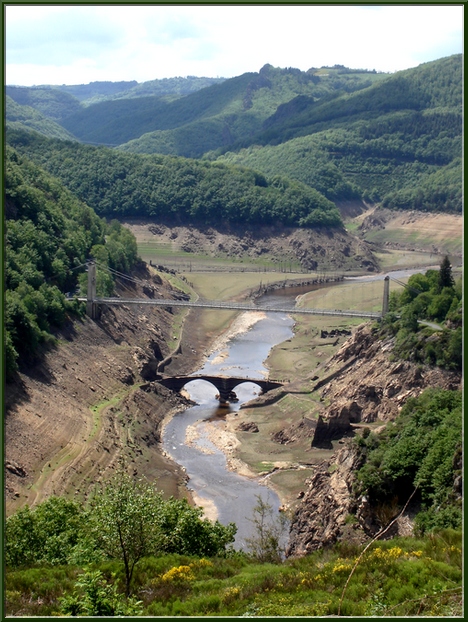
xmin=438 ymin=255 xmax=454 ymax=292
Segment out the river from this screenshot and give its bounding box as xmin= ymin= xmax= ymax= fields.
xmin=162 ymin=266 xmax=439 ymax=550
xmin=163 ymin=306 xmax=294 ymax=551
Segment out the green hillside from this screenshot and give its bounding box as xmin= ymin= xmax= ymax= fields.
xmin=49 ymin=80 xmax=138 ymax=102
xmin=58 ymin=73 xmax=254 ymax=146
xmin=247 ymin=55 xmax=461 ymax=146
xmin=4 ymin=145 xmax=139 ymax=375
xmin=6 ymin=129 xmax=341 ymax=230
xmin=215 ymin=56 xmax=462 ymax=211
xmin=48 ymin=76 xmax=226 ymax=105
xmin=81 ymin=76 xmax=226 ymax=104
xmin=6 ymin=85 xmax=82 ymax=121
xmin=5 ymin=56 xmax=461 ymax=213
xmin=5 ymin=96 xmax=78 ymax=142
xmin=59 ymin=64 xmax=386 ymax=154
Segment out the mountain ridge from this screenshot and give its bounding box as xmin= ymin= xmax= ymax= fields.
xmin=5 ymin=55 xmax=462 ymax=215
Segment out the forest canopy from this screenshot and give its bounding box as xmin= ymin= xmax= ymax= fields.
xmin=4 ymin=145 xmax=139 ymax=376
xmin=6 ymin=129 xmax=342 ymax=229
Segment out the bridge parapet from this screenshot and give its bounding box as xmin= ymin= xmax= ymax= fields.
xmin=157 ymin=374 xmax=283 ymax=404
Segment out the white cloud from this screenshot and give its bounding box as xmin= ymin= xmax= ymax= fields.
xmin=5 ymin=4 xmax=463 ymax=86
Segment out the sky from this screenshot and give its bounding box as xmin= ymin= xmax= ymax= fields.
xmin=5 ymin=3 xmax=464 ymax=86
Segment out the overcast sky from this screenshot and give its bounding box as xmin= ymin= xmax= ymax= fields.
xmin=5 ymin=3 xmax=464 ymax=86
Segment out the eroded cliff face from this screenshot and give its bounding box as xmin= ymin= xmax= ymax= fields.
xmin=123 ymin=220 xmax=379 ymax=273
xmin=4 ymin=265 xmax=194 ymax=515
xmin=286 ymin=324 xmax=461 ymax=557
xmin=310 ymin=324 xmax=460 ymax=447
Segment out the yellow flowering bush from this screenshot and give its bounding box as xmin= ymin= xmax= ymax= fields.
xmin=161 ymin=565 xmax=195 ymax=584
xmin=332 ymin=558 xmax=354 ymax=574
xmin=191 ymin=558 xmax=213 ymax=569
xmin=222 ymin=586 xmax=241 ymax=604
xmin=366 ymin=546 xmax=405 ymax=563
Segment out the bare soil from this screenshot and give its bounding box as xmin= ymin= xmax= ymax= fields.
xmin=5 ymin=212 xmax=463 ymax=519
xmin=4 ymin=265 xmax=202 ymax=515
xmin=122 ymin=219 xmax=379 ymax=273
xmin=355 ymin=206 xmax=463 ymax=258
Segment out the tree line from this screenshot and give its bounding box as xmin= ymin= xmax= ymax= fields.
xmin=4 ymin=145 xmax=139 ymax=376
xmin=6 ymin=129 xmax=342 ymax=229
xmin=381 ymin=257 xmax=462 ymax=370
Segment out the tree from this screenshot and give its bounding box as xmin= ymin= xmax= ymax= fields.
xmin=245 ymin=495 xmax=288 ymax=563
xmin=5 ymin=496 xmax=84 ymax=567
xmin=87 ymin=471 xmax=164 ymax=597
xmin=155 ymin=497 xmax=236 ymax=557
xmin=438 ymin=255 xmax=455 ymax=292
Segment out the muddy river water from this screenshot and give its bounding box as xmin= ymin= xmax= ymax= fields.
xmin=162 ymin=265 xmax=441 ymax=550
xmin=163 ymin=303 xmax=294 ymax=551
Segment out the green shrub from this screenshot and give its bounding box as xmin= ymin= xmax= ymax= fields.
xmin=59 ymin=568 xmax=143 ymax=616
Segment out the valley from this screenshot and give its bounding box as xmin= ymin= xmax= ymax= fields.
xmin=5 ymin=206 xmax=462 ymax=533
xmin=3 ymin=24 xmax=464 ymax=616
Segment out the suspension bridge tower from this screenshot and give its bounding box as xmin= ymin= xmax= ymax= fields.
xmin=382 ymin=275 xmax=390 ymax=316
xmin=86 ymin=261 xmax=97 ymax=319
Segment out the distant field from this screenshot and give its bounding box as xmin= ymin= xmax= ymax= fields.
xmin=374 ymin=249 xmax=442 ymax=271
xmin=138 ymin=241 xmax=292 ymax=271
xmin=181 ymin=270 xmax=323 ymax=301
xmin=354 ymin=210 xmax=463 ymax=259
xmin=297 ymin=277 xmax=405 ymax=313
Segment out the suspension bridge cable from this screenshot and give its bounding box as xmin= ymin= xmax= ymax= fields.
xmin=93 ymin=261 xmax=151 ymax=288
xmin=42 ymin=260 xmax=90 ymax=283
xmin=103 ymin=266 xmax=148 ymax=286
xmin=389 ymin=276 xmax=422 ymax=295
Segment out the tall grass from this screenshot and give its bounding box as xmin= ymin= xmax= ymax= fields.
xmin=5 ymin=530 xmax=462 ymax=617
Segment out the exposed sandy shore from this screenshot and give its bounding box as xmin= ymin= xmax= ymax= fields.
xmin=206 ymin=311 xmax=266 ymax=359
xmin=190 ymin=491 xmax=219 ymax=522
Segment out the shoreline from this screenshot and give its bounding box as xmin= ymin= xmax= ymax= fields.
xmin=160 ymin=308 xmax=289 ymax=518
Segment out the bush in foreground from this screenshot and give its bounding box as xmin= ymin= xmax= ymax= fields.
xmin=5 ymin=530 xmax=461 ymax=617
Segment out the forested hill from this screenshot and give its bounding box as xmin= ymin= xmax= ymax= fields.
xmin=5 ymin=96 xmax=78 ymax=142
xmin=216 ymin=55 xmax=462 ymax=213
xmin=245 ymin=55 xmax=462 ymax=147
xmin=6 ymin=129 xmax=341 ymax=229
xmin=5 ymin=55 xmax=461 ymax=213
xmin=4 ymin=146 xmax=140 ymax=375
xmin=7 ymin=76 xmax=225 ymax=107
xmin=7 ymin=64 xmax=386 ymax=154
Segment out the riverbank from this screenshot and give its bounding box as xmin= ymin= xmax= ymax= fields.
xmin=157 ymin=260 xmax=459 ymax=516
xmin=161 ymin=287 xmax=355 ymax=513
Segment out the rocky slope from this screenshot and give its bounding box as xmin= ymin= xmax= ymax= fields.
xmin=4 ymin=264 xmax=197 ymax=515
xmin=286 ymin=324 xmax=462 ymax=557
xmin=123 ymin=220 xmax=378 ymax=272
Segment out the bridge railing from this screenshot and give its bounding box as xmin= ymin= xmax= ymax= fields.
xmin=76 ymin=296 xmax=381 ymax=319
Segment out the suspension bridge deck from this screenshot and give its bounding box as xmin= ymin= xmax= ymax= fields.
xmin=76 ymin=297 xmax=382 ymax=319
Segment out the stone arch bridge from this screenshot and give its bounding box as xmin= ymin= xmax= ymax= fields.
xmin=157 ymin=375 xmax=283 ymax=404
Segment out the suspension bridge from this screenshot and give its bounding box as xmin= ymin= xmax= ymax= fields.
xmin=78 ymin=261 xmax=391 ymax=320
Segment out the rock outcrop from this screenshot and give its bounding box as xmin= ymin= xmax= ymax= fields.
xmin=309 ymin=324 xmax=460 ymax=447
xmin=287 ymin=323 xmax=462 ymax=557
xmin=287 ymin=444 xmax=365 ymax=557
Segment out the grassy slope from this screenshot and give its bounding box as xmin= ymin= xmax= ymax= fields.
xmin=5 ymin=531 xmax=462 ymax=616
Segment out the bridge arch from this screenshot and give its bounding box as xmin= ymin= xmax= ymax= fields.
xmin=157 ymin=375 xmax=283 ymax=404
